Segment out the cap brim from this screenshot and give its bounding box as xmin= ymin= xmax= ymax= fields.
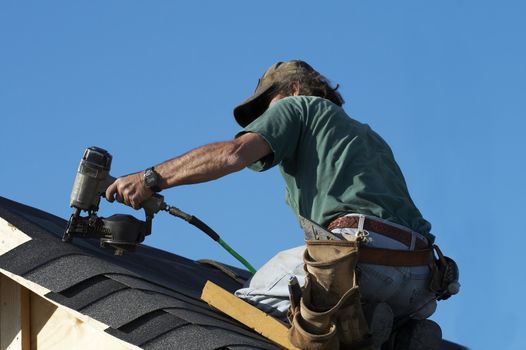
xmin=233 ymin=83 xmax=276 ymax=127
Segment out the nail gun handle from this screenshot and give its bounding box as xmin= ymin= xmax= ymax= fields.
xmin=102 ymin=175 xmax=165 ymax=216
xmin=142 ymin=194 xmax=166 ymax=216
xmin=100 ymin=175 xmax=117 ymax=195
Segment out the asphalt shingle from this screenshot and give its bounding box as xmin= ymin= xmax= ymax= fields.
xmin=0 ymin=196 xmax=281 ymax=350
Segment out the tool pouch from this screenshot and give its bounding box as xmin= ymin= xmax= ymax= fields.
xmin=429 ymin=244 xmax=460 ymax=300
xmin=288 ymin=238 xmax=370 ymax=349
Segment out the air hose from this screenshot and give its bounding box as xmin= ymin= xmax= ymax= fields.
xmin=164 ymin=205 xmax=256 ymax=274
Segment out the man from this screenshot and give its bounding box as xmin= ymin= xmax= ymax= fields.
xmin=106 ymin=60 xmax=444 ymax=349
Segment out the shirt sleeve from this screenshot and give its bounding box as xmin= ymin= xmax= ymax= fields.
xmin=237 ymin=97 xmax=304 ymax=172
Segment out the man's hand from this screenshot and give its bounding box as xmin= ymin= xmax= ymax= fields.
xmin=105 ymin=172 xmax=153 ymax=209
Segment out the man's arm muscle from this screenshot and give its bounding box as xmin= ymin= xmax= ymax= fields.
xmin=157 ymin=132 xmax=271 ymax=187
xmin=105 ymin=132 xmax=271 ymax=208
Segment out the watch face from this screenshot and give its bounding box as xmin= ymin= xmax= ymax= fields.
xmin=144 ymin=169 xmax=158 ymax=187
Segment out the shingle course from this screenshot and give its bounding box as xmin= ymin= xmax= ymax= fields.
xmin=0 ymin=196 xmax=280 ymax=350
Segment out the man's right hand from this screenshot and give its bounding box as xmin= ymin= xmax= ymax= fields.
xmin=105 ymin=171 xmax=154 ymax=209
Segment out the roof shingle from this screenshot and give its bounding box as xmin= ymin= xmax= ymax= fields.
xmin=0 ymin=196 xmax=280 ymax=350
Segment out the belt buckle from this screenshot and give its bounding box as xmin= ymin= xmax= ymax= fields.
xmin=355 ymin=215 xmax=370 ymax=244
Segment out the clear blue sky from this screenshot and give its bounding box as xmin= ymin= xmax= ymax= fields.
xmin=1 ymin=1 xmax=524 ymax=348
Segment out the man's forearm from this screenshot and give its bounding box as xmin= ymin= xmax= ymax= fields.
xmin=105 ymin=132 xmax=270 ymax=208
xmin=155 ymin=140 xmax=246 ymax=189
xmin=154 ymin=132 xmax=271 ymax=189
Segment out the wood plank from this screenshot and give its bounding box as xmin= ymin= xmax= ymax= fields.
xmin=0 ymin=272 xmax=139 ymax=350
xmin=0 ymin=274 xmax=22 ymax=350
xmin=0 ymin=269 xmax=109 ymax=332
xmin=0 ymin=217 xmax=31 ymax=256
xmin=30 ymin=293 xmax=140 ymax=350
xmin=0 ymin=269 xmax=50 ymax=303
xmin=200 ymin=280 xmax=300 ymax=350
xmin=20 ymin=287 xmax=30 ymax=350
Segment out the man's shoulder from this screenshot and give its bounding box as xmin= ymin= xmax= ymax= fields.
xmin=279 ymin=95 xmax=337 ymax=107
xmin=276 ymin=96 xmax=347 ymax=120
xmin=269 ymin=95 xmax=363 ymax=132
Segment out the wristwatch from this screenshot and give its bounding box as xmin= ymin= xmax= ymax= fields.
xmin=143 ymin=167 xmax=162 ymax=192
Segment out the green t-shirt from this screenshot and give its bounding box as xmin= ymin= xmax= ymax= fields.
xmin=240 ymin=96 xmax=433 ymax=241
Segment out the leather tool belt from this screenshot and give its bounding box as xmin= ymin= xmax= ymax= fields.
xmin=327 ymin=215 xmax=434 ymax=266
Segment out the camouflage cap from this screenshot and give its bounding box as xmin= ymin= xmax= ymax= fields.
xmin=233 ymin=60 xmax=316 ymax=127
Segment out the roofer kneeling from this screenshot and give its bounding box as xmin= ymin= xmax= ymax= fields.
xmin=106 ymin=60 xmax=459 ymax=350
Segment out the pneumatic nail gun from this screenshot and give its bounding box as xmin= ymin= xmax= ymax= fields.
xmin=62 ymin=146 xmax=256 ymax=271
xmin=62 ymin=146 xmax=166 ymax=255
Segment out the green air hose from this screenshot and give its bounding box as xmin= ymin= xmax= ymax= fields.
xmin=164 ymin=205 xmax=256 ymax=274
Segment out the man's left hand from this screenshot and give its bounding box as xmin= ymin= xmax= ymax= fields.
xmin=105 ymin=172 xmax=153 ymax=209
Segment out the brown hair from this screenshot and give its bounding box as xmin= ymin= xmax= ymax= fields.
xmin=274 ymin=62 xmax=345 ymax=106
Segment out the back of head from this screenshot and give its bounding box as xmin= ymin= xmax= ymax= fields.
xmin=234 ymin=60 xmax=344 ymax=127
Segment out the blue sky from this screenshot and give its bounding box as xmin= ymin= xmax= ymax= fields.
xmin=1 ymin=1 xmax=524 ymax=348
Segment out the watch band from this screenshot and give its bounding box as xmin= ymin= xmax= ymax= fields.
xmin=144 ymin=167 xmax=162 ymax=193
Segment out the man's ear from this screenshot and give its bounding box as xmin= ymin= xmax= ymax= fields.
xmin=290 ymin=82 xmax=300 ymax=96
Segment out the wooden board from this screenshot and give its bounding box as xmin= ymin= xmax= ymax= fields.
xmin=29 ymin=292 xmax=139 ymax=350
xmin=200 ymin=280 xmax=300 ymax=350
xmin=0 ymin=271 xmax=140 ymax=350
xmin=0 ymin=217 xmax=31 ymax=256
xmin=0 ymin=274 xmax=23 ymax=350
xmin=20 ymin=287 xmax=30 ymax=350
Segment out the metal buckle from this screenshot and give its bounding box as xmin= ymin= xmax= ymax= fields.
xmin=356 ymin=214 xmax=370 ymax=243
